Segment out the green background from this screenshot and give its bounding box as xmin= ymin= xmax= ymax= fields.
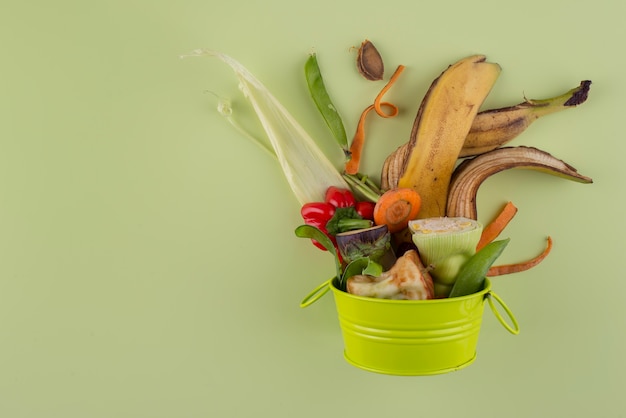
xmin=2 ymin=0 xmax=623 ymax=417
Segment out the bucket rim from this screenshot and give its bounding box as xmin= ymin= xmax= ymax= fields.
xmin=329 ymin=277 xmax=492 ymax=304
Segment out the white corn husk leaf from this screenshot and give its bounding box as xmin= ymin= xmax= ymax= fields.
xmin=185 ymin=49 xmax=349 ymax=205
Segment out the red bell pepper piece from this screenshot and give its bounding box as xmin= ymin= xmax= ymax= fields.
xmin=355 ymin=201 xmax=375 ymax=220
xmin=325 ymin=186 xmax=356 ymax=208
xmin=300 ymin=187 xmax=375 ymax=252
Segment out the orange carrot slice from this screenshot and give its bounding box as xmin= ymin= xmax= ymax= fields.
xmin=487 ymin=236 xmax=553 ymax=276
xmin=476 ymin=201 xmax=518 ymax=251
xmin=373 ymin=188 xmax=421 ymax=233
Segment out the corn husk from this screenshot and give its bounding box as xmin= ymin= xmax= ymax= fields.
xmin=184 ymin=49 xmax=349 ymax=205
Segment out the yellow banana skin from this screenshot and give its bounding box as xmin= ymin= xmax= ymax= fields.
xmin=398 ymin=55 xmax=501 ymax=218
xmin=381 ymin=80 xmax=592 ymax=191
xmin=446 ymin=146 xmax=593 ymax=219
xmin=460 ymin=80 xmax=591 ymax=157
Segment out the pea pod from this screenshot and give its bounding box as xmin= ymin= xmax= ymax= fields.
xmin=448 ymin=238 xmax=510 ymax=298
xmin=304 ymin=54 xmax=349 ymax=155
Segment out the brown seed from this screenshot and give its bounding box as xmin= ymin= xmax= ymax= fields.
xmin=357 ymin=40 xmax=384 ymax=81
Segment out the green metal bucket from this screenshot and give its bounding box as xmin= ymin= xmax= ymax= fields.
xmin=301 ymin=278 xmax=518 ymax=376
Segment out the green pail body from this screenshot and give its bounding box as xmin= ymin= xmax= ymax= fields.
xmin=329 ymin=278 xmax=493 ymax=376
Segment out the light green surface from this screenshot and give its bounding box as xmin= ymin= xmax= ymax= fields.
xmin=1 ymin=1 xmax=623 ymax=417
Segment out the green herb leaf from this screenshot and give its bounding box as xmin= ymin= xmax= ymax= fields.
xmin=340 ymin=257 xmax=382 ymax=291
xmin=362 ymin=258 xmax=383 ymax=277
xmin=325 ymin=206 xmax=367 ymax=235
xmin=295 ymin=224 xmax=342 ymax=280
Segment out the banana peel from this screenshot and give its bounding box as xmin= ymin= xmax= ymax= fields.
xmin=397 ymin=55 xmax=501 ymax=218
xmin=447 ymin=146 xmax=593 ymax=219
xmin=460 ymin=80 xmax=592 ymax=157
xmin=381 ymin=81 xmax=592 ymax=189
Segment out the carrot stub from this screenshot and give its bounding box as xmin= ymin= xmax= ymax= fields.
xmin=373 ymin=188 xmax=421 ymax=233
xmin=487 ymin=236 xmax=553 ymax=276
xmin=344 ymin=65 xmax=405 ymax=175
xmin=476 ymin=201 xmax=518 ymax=251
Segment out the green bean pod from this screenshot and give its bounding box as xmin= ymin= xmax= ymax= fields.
xmin=448 ymin=238 xmax=510 ymax=298
xmin=304 ymin=53 xmax=349 ymax=155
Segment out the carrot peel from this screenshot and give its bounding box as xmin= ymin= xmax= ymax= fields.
xmin=373 ymin=65 xmax=405 ymax=118
xmin=344 ymin=65 xmax=405 ymax=175
xmin=486 ymin=236 xmax=553 ymax=277
xmin=345 ymin=102 xmax=396 ymax=175
xmin=477 ymin=201 xmax=518 ymax=251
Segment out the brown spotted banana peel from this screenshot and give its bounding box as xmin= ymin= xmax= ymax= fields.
xmin=381 ymin=142 xmax=410 ymax=191
xmin=397 ymin=55 xmax=502 ymax=219
xmin=381 ymin=80 xmax=592 ymax=190
xmin=460 ymin=80 xmax=592 ymax=157
xmin=446 ymin=146 xmax=593 ymax=220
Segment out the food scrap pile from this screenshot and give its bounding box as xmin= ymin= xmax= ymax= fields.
xmin=187 ymin=40 xmax=593 ymax=300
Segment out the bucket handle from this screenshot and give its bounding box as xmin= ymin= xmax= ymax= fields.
xmin=300 ymin=278 xmax=332 ymax=308
xmin=486 ymin=292 xmax=520 ymax=335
